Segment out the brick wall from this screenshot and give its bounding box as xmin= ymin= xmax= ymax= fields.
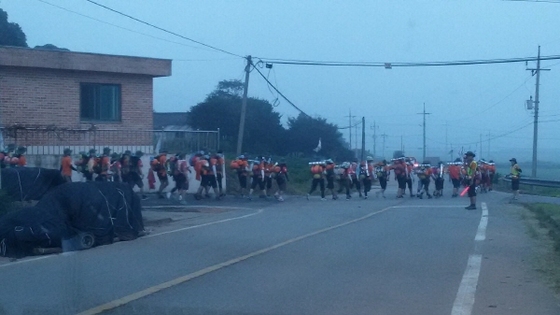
xmin=0 ymin=66 xmax=154 ymax=146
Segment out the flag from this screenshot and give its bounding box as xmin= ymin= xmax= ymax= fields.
xmin=313 ymin=138 xmax=322 ymax=152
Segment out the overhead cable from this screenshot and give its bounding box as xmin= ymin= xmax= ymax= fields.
xmin=256 ymin=55 xmax=560 ymax=68
xmin=84 ymin=0 xmax=243 ymax=58
xmin=251 ymin=62 xmax=312 ymax=118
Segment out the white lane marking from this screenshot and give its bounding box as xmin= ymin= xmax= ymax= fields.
xmin=0 ymin=209 xmax=264 ymax=269
xmin=475 ymin=203 xmax=489 ymax=241
xmin=451 ymin=202 xmax=488 ymax=315
xmin=451 ymin=255 xmax=483 ymax=315
xmin=75 ymin=206 xmax=395 ymax=315
xmin=144 ymin=209 xmax=264 ymax=238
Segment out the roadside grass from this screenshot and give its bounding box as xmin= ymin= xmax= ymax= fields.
xmin=522 ymin=203 xmax=560 ymax=293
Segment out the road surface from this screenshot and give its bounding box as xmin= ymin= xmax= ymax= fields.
xmin=0 ymin=183 xmax=559 ymax=315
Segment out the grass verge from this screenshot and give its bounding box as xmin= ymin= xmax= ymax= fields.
xmin=522 ymin=203 xmax=560 ymax=293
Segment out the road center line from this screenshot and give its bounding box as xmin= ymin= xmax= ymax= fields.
xmin=75 ymin=206 xmax=395 ymax=315
xmin=451 ymin=202 xmax=488 ymax=315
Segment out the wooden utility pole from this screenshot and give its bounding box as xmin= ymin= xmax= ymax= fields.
xmin=236 ymin=55 xmax=252 ymax=156
xmin=361 ymin=117 xmax=365 ymax=161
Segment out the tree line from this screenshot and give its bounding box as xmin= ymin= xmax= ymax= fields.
xmin=186 ymin=80 xmax=355 ymax=161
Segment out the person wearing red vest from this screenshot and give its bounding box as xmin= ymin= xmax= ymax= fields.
xmin=307 ymin=162 xmax=326 ymax=200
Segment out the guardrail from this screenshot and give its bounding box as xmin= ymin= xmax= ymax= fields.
xmin=502 ymin=176 xmax=560 ymax=188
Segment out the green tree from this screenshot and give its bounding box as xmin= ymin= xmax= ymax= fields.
xmin=286 ymin=113 xmax=354 ymax=161
xmin=187 ymin=80 xmax=286 ymax=154
xmin=0 ymin=8 xmax=27 ymax=47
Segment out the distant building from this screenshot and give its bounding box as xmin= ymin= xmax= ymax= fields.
xmin=153 ymin=112 xmax=190 ymax=131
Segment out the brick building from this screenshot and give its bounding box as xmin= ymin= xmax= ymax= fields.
xmin=0 ymin=46 xmax=171 ymax=155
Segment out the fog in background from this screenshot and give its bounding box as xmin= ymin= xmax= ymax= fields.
xmin=3 ymin=0 xmax=560 ymax=166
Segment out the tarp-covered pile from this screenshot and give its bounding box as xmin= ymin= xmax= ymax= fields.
xmin=0 ymin=182 xmax=145 ymax=258
xmin=1 ymin=167 xmax=66 ymax=201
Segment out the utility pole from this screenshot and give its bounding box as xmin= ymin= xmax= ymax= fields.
xmin=400 ymin=135 xmax=404 ymax=152
xmin=487 ymin=132 xmax=491 ymax=160
xmin=355 ymin=120 xmax=359 ymax=150
xmin=380 ymin=133 xmax=388 ymax=158
xmin=236 ymin=55 xmax=252 ymax=156
xmin=417 ymin=103 xmax=431 ymax=161
xmin=371 ymin=121 xmax=377 ymax=158
xmin=361 ymin=117 xmax=365 ymax=161
xmin=345 ymin=109 xmax=356 ymax=151
xmin=526 ymin=46 xmax=550 ymax=178
xmin=480 ymin=134 xmax=483 ymax=158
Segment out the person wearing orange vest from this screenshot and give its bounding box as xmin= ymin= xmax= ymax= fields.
xmin=152 ymin=151 xmax=169 ymax=199
xmin=60 ymin=148 xmax=77 ymax=182
xmin=214 ymin=151 xmax=225 ymax=197
xmin=263 ymin=158 xmax=275 ymax=197
xmin=174 ymin=153 xmax=189 ymax=204
xmin=307 ymin=161 xmax=326 ymax=200
xmin=349 ymin=160 xmax=363 ymax=198
xmin=392 ymin=157 xmax=407 ymax=198
xmin=86 ymin=148 xmax=97 ymax=181
xmin=405 ymin=159 xmax=415 ymax=198
xmin=94 ymin=147 xmax=111 ymax=182
xmin=110 ymin=152 xmax=122 ymax=182
xmin=359 ymin=157 xmax=375 ymax=199
xmin=248 ymin=157 xmax=267 ymax=200
xmin=273 ymin=160 xmax=289 ymax=202
xmin=432 ymin=162 xmax=445 ymax=198
xmin=0 ymin=150 xmax=5 ymax=169
xmin=463 ymin=151 xmax=478 ymax=210
xmin=324 ymin=159 xmax=338 ymax=200
xmin=487 ymin=160 xmax=496 ymax=191
xmin=14 ymin=146 xmax=27 ymax=167
xmin=230 ymin=155 xmax=249 ymax=197
xmin=448 ymin=158 xmax=462 ymax=197
xmin=374 ymin=160 xmax=389 ymax=198
xmin=417 ymin=162 xmax=433 ymax=199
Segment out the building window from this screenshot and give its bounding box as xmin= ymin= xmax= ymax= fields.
xmin=80 ymin=83 xmax=121 ymax=122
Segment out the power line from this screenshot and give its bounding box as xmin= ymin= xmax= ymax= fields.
xmin=36 ymin=0 xmax=204 ymax=51
xmin=84 ymin=0 xmax=243 ymax=58
xmin=256 ymin=55 xmax=560 ymax=68
xmin=502 ymin=0 xmax=560 ymax=3
xmin=251 ymin=62 xmax=312 ymax=118
xmin=445 ymin=74 xmax=533 ymax=123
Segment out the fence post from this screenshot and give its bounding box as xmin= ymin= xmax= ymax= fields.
xmin=217 ymin=128 xmax=220 ymax=151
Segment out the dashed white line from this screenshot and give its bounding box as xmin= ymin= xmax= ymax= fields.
xmin=451 ymin=202 xmax=488 ymax=315
xmin=75 ymin=205 xmax=395 ymax=315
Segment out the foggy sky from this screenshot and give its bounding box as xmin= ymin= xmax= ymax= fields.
xmin=3 ymin=0 xmax=560 ymax=163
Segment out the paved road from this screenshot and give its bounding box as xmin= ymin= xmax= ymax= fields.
xmin=0 ymin=183 xmax=559 ymax=315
